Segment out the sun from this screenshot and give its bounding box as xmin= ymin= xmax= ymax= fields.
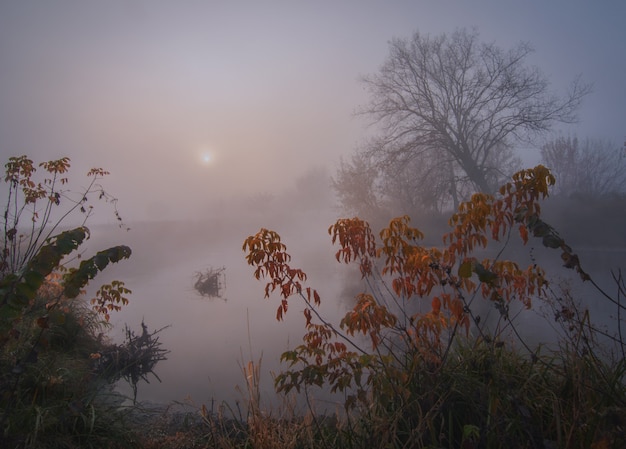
xmin=198 ymin=150 xmax=215 ymax=166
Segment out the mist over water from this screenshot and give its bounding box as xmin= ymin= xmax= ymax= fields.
xmin=81 ymin=189 xmax=626 ymax=408
xmin=84 ymin=187 xmax=360 ymax=407
xmin=1 ymin=6 xmax=625 ymax=446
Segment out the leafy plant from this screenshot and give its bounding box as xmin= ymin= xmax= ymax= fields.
xmin=244 ymin=165 xmax=625 ymax=448
xmin=0 ymin=155 xmax=146 ymax=448
xmin=1 ymin=156 xmax=131 ymax=335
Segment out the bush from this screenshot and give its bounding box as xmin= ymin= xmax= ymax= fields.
xmin=0 ymin=156 xmax=166 ymax=448
xmin=244 ymin=165 xmax=626 ymax=448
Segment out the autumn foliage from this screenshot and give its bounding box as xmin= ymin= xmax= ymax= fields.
xmin=0 ymin=156 xmax=142 ymax=447
xmin=0 ymin=156 xmax=132 ymax=331
xmin=242 ymin=166 xmax=625 ymax=447
xmin=244 ymin=166 xmax=555 ymax=395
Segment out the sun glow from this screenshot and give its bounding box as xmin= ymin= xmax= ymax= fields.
xmin=198 ymin=149 xmax=215 ymax=166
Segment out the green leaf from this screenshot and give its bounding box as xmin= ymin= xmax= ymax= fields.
xmin=94 ymin=253 xmax=110 ymax=270
xmin=474 ymin=263 xmax=498 ymax=285
xmin=27 ymin=227 xmax=89 ymax=278
xmin=107 ymin=245 xmax=132 ymax=263
xmin=458 ymin=260 xmax=473 ymax=278
xmin=542 ymin=234 xmax=563 ymax=249
xmin=53 ymin=227 xmax=88 ymax=254
xmin=63 ymin=245 xmax=132 ymax=298
xmin=15 ymin=282 xmax=36 ymax=301
xmin=531 ymin=220 xmax=551 ymax=237
xmin=23 ymin=270 xmax=45 ymax=288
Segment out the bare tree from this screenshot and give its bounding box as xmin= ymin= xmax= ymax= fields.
xmin=541 ymin=135 xmax=626 ymax=197
xmin=333 ymin=152 xmax=386 ymax=219
xmin=350 ymin=28 xmax=590 ymax=209
xmin=379 ymin=143 xmax=457 ymax=212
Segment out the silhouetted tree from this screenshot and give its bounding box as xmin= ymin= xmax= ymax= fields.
xmin=333 ymin=152 xmax=386 ymax=220
xmin=337 ymin=28 xmax=590 ymax=215
xmin=541 ymin=135 xmax=626 ymax=197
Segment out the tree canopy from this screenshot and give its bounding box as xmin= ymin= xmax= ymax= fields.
xmin=336 ymin=28 xmax=590 ymax=216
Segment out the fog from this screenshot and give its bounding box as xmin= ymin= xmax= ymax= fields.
xmin=83 ymin=183 xmax=361 ymax=406
xmin=1 ymin=1 xmax=625 ymax=223
xmin=1 ymin=1 xmax=625 ymax=407
xmin=76 ymin=189 xmax=626 ymax=408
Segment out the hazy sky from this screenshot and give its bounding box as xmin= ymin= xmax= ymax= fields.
xmin=1 ymin=1 xmax=624 ymax=221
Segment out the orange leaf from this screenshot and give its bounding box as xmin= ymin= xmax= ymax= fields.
xmin=518 ymin=224 xmax=528 ymax=244
xmin=431 ymin=296 xmax=441 ymax=314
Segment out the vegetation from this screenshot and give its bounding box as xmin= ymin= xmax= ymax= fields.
xmin=238 ymin=165 xmax=625 ymax=449
xmin=540 ymin=135 xmax=626 ymax=197
xmin=194 ymin=266 xmax=227 ymax=300
xmin=0 ymin=156 xmax=166 ymax=448
xmin=94 ymin=164 xmax=624 ymax=449
xmin=2 ymin=161 xmax=623 ymax=448
xmin=334 ymin=28 xmax=590 ymax=216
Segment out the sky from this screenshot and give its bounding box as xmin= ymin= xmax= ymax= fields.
xmin=1 ymin=0 xmax=625 ymax=222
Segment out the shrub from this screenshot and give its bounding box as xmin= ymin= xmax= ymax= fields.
xmin=244 ymin=165 xmax=626 ymax=448
xmin=0 ymin=155 xmax=165 ymax=448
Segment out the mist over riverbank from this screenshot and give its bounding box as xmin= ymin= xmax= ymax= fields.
xmin=81 ymin=193 xmax=626 ymax=407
